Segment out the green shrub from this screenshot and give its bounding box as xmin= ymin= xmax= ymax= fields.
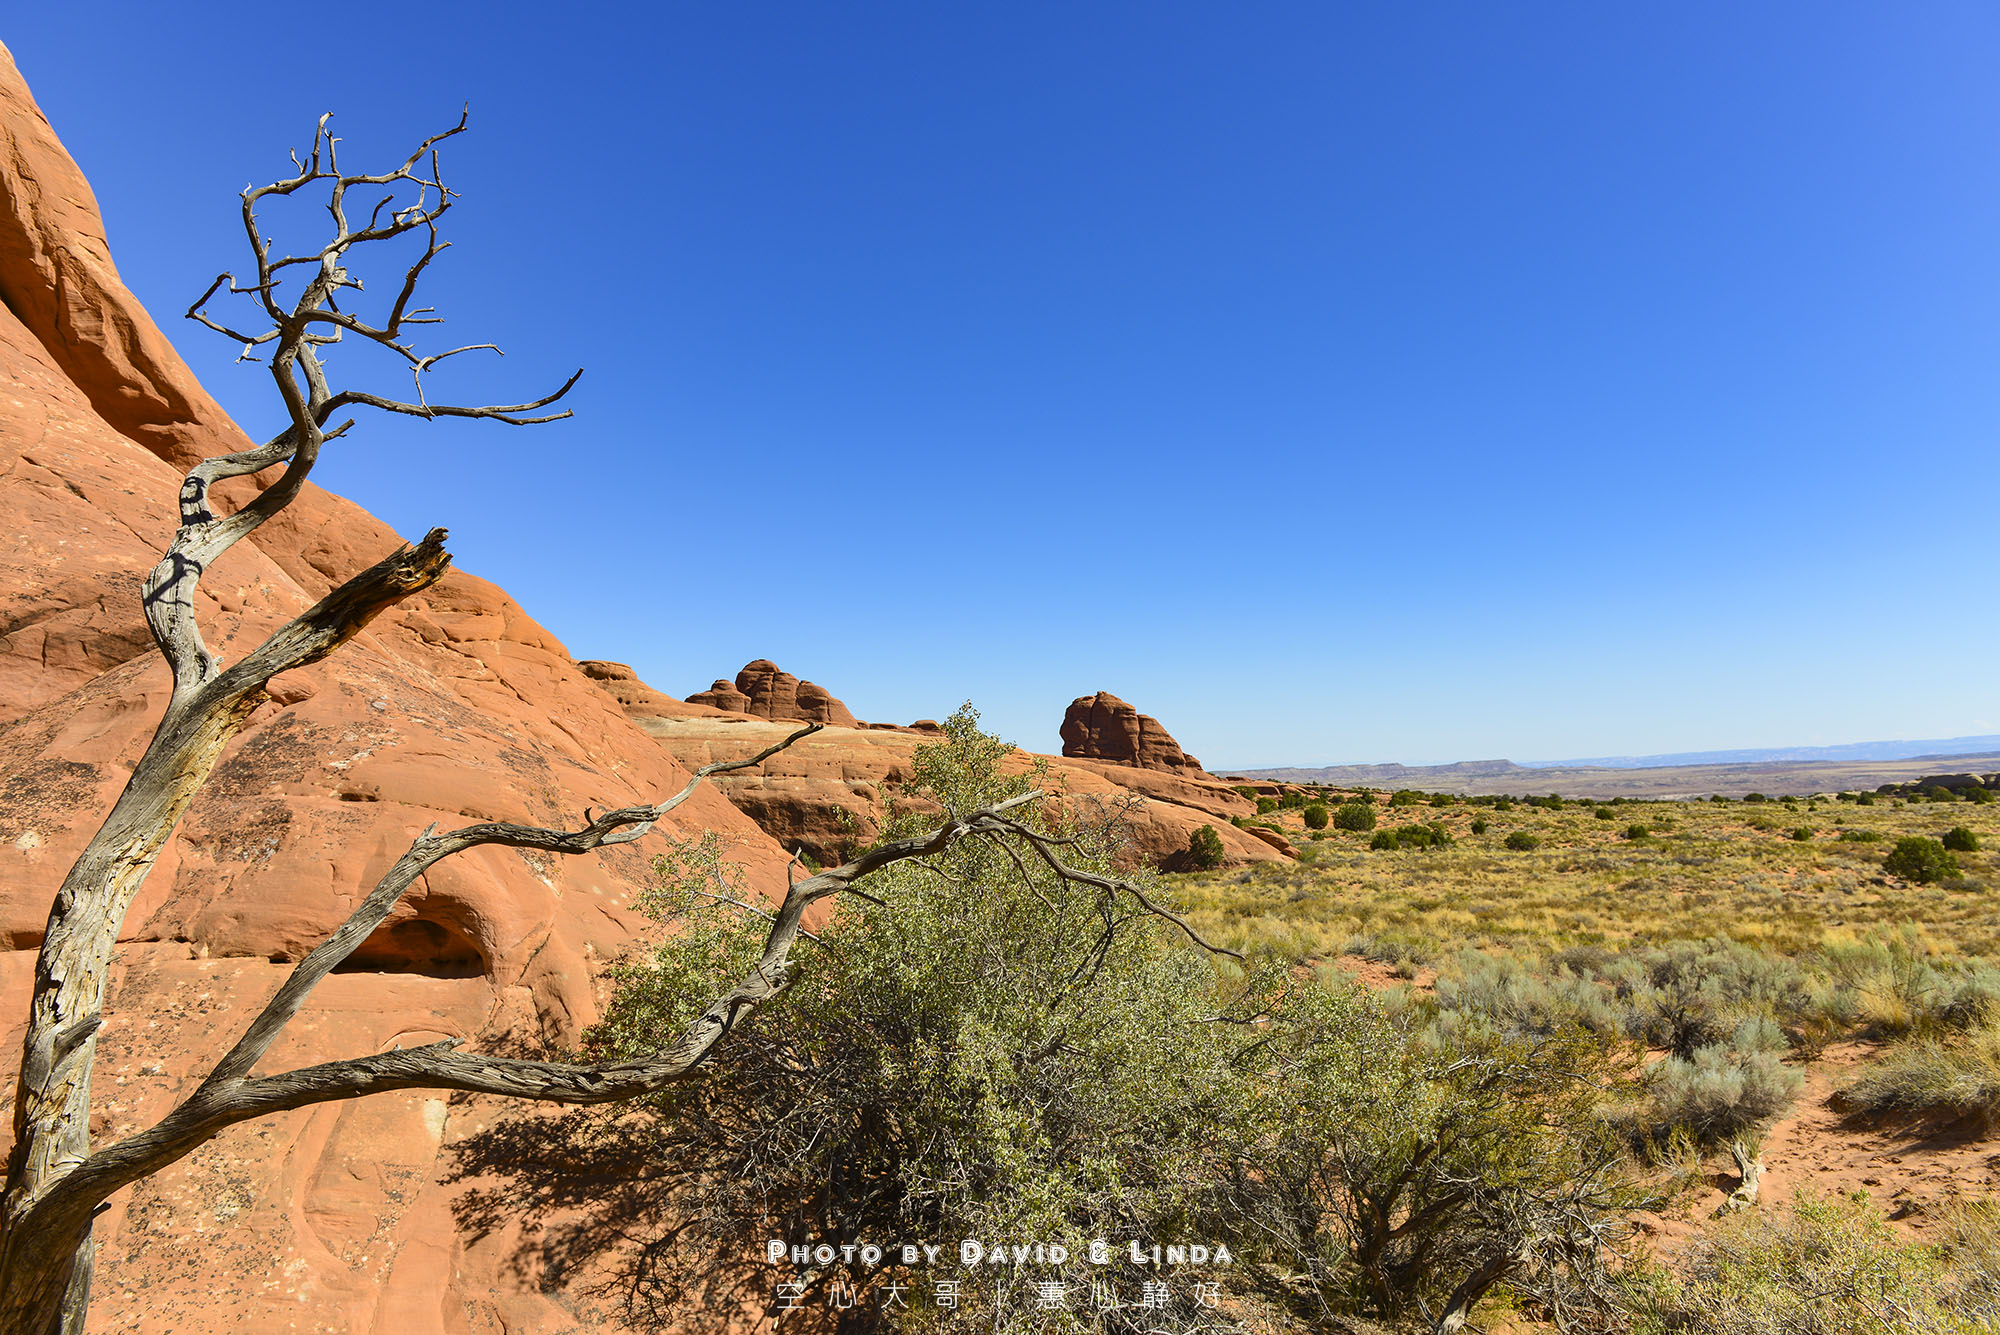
xmin=1790 ymin=826 xmax=1814 ymax=842
xmin=1856 ymin=792 xmax=1876 ymax=805
xmin=1884 ymin=836 xmax=1962 ymax=884
xmin=1743 ymin=792 xmax=1768 ymax=803
xmin=1491 ymin=796 xmax=1515 ymax=811
xmin=1709 ymin=794 xmax=1732 ymax=803
xmin=1241 ymin=996 xmax=1636 ymax=1330
xmin=1624 ymin=823 xmax=1651 ymax=840
xmin=1944 ymin=826 xmax=1982 ymax=852
xmin=1370 ymin=829 xmax=1400 ymax=851
xmin=568 ymin=707 xmax=1253 ymax=1329
xmin=1231 ymin=785 xmax=1260 ymax=801
xmin=1334 ymin=801 xmax=1377 ymax=832
xmin=1470 ymin=818 xmax=1489 ymax=835
xmin=1256 ymin=796 xmax=1278 ymax=814
xmin=1504 ymin=831 xmax=1541 ymax=851
xmin=1183 ymin=823 xmax=1225 ymax=871
xmin=1595 ymin=807 xmax=1615 ymax=820
xmin=1387 ymin=822 xmax=1453 ymax=850
xmin=1838 ymin=829 xmax=1882 ymax=843
xmin=1301 ymin=802 xmax=1329 ymax=830
xmin=1279 ymin=789 xmax=1308 ymax=809
xmin=1389 ymin=789 xmax=1424 ymax=808
xmin=1429 ymin=791 xmax=1458 ymax=807
xmin=1967 ymin=786 xmax=1997 ymax=805
xmin=1927 ymin=785 xmax=1960 ymax=802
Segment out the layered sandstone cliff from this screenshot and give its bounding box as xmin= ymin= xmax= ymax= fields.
xmin=0 ymin=44 xmax=792 ymax=1335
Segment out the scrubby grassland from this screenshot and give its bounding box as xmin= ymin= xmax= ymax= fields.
xmin=1163 ymin=784 xmax=2000 ymax=1330
xmin=1180 ymin=789 xmax=2000 ymax=960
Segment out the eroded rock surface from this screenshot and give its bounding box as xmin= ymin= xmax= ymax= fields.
xmin=0 ymin=42 xmax=790 ymax=1334
xmin=1060 ymin=690 xmax=1207 ymax=775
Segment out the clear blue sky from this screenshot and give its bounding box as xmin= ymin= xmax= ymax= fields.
xmin=8 ymin=4 xmax=1997 ymax=768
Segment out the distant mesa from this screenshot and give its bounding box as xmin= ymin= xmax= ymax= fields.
xmin=1060 ymin=691 xmax=1205 ymax=775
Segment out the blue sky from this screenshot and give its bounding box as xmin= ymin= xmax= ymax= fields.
xmin=8 ymin=4 xmax=1997 ymax=768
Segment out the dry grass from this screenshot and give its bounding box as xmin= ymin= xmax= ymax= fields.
xmin=1177 ymin=793 xmax=2000 ymax=964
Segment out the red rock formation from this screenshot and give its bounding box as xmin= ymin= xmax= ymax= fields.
xmin=689 ymin=658 xmax=859 ymax=727
xmin=0 ymin=43 xmax=792 ymax=1334
xmin=686 ymin=676 xmax=753 ymax=713
xmin=591 ymin=668 xmax=1278 ymax=873
xmin=1060 ymin=691 xmax=1207 ymax=774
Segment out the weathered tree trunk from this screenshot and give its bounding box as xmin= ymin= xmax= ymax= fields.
xmin=0 ymin=111 xmax=1234 ymax=1335
xmin=1715 ymin=1139 xmax=1763 ymax=1215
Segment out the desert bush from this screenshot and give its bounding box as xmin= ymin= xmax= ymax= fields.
xmin=1624 ymin=823 xmax=1651 ymax=840
xmin=1333 ymin=801 xmax=1377 ymax=832
xmin=1429 ymin=791 xmax=1458 ymax=806
xmin=1184 ymin=823 xmax=1226 ymax=870
xmin=1232 ymin=785 xmax=1260 ymax=800
xmin=1301 ymin=802 xmax=1329 ymax=830
xmin=1967 ymin=786 xmax=1997 ymax=805
xmin=1856 ymin=792 xmax=1877 ymax=805
xmin=571 ymin=708 xmax=1253 ymax=1332
xmin=1431 ymin=951 xmax=1623 ymax=1040
xmin=1604 ymin=938 xmax=1812 ymax=1059
xmin=1382 ymin=822 xmax=1452 ymax=850
xmin=1257 ymin=796 xmax=1279 ymax=814
xmin=1596 ymin=807 xmax=1616 ymax=820
xmin=1709 ymin=794 xmax=1732 ymax=803
xmin=1389 ymin=789 xmax=1424 ymax=807
xmin=1641 ymin=1043 xmax=1801 ymax=1142
xmin=1227 ymin=996 xmax=1635 ymax=1331
xmin=1505 ymin=831 xmax=1541 ymax=851
xmin=1491 ymin=796 xmax=1515 ymax=810
xmin=1814 ymin=935 xmax=2000 ymax=1038
xmin=1944 ymin=826 xmax=1982 ymax=852
xmin=1790 ymin=826 xmax=1815 ymax=841
xmin=1885 ymin=836 xmax=1962 ymax=884
xmin=1743 ymin=792 xmax=1768 ymax=804
xmin=1622 ymin=1190 xmax=2000 ymax=1334
xmin=1840 ymin=1023 xmax=2000 ymax=1128
xmin=1470 ymin=817 xmax=1489 ymax=834
xmin=1280 ymin=789 xmax=1308 ymax=809
xmin=1370 ymin=829 xmax=1399 ymax=850
xmin=1927 ymin=785 xmax=1960 ymax=802
xmin=1838 ymin=829 xmax=1882 ymax=843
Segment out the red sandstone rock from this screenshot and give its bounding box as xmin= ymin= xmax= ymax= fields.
xmin=592 ymin=670 xmax=1275 ymax=873
xmin=0 ymin=43 xmax=794 ymax=1335
xmin=691 ymin=659 xmax=860 ymax=727
xmin=1060 ymin=691 xmax=1207 ymax=774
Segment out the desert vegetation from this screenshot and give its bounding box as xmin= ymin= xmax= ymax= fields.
xmin=1145 ymin=781 xmax=2000 ymax=1329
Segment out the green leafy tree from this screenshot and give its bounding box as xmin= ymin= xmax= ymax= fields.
xmin=1185 ymin=822 xmax=1228 ymax=869
xmin=1334 ymin=802 xmax=1378 ymax=832
xmin=1885 ymin=836 xmax=1962 ymax=884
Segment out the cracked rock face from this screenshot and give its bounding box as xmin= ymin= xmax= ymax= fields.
xmin=0 ymin=41 xmax=791 ymax=1334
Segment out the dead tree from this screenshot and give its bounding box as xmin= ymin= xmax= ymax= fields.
xmin=0 ymin=114 xmax=1226 ymax=1335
